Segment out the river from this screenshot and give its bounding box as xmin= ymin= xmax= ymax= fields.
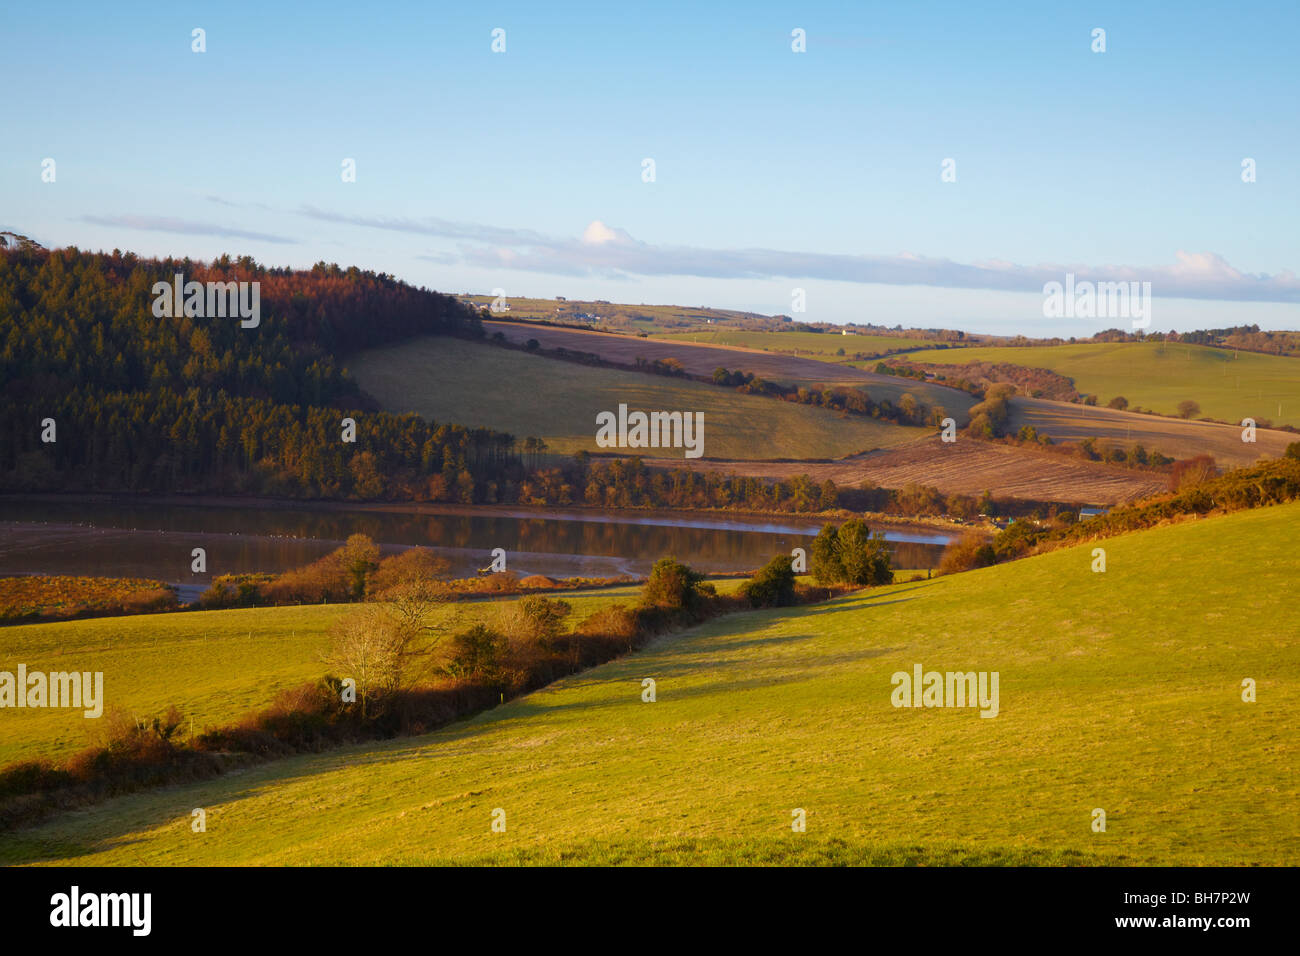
xmin=0 ymin=496 xmax=952 ymax=602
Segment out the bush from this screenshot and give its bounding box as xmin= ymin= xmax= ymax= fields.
xmin=741 ymin=555 xmax=797 ymax=608
xmin=443 ymin=623 xmax=505 ymax=680
xmin=368 ymin=546 xmax=450 ymax=597
xmin=518 ymin=574 xmax=558 ymax=588
xmin=262 ymin=550 xmax=349 ymax=604
xmin=641 ymin=557 xmax=713 ymax=613
xmin=1169 ymin=454 xmax=1217 ymax=491
xmin=574 ymin=603 xmax=640 ymax=642
xmin=497 ymin=595 xmax=572 ymax=648
xmin=938 ymin=532 xmax=996 ymax=574
xmin=199 ymin=573 xmax=275 ymax=609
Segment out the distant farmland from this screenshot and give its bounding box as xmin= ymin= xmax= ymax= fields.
xmin=652 ymin=327 xmax=940 ymax=359
xmin=907 ymin=341 xmax=1300 ymax=429
xmin=1011 ymin=396 xmax=1294 ymax=468
xmin=349 ymin=336 xmax=931 ymax=460
xmin=673 ymin=435 xmax=1167 ymax=505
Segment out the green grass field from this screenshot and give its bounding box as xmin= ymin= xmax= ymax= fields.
xmin=905 ymin=341 xmax=1300 ymax=427
xmin=349 ymin=336 xmax=929 ymax=459
xmin=0 ymin=586 xmax=653 ymax=767
xmin=653 ymin=328 xmax=937 ymax=359
xmin=6 ymin=502 xmax=1296 ymax=866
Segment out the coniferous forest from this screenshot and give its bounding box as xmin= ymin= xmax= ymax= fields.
xmin=0 ymin=245 xmax=524 ymax=501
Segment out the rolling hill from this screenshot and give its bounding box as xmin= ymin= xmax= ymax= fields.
xmin=348 ymin=336 xmax=933 ymax=460
xmin=479 ymin=320 xmax=977 ymax=415
xmin=1010 ymin=396 xmax=1294 ymax=467
xmin=7 ymin=500 xmax=1296 ymax=866
xmin=907 ymin=341 xmax=1300 ymax=429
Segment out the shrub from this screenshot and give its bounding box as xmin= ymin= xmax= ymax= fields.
xmin=497 ymin=595 xmax=572 ymax=648
xmin=199 ymin=573 xmax=275 ymax=609
xmin=262 ymin=550 xmax=349 ymax=604
xmin=939 ymin=532 xmax=997 ymax=574
xmin=641 ymin=557 xmax=713 ymax=613
xmin=518 ymin=574 xmax=558 ymax=588
xmin=443 ymin=623 xmax=505 ymax=680
xmin=741 ymin=555 xmax=797 ymax=608
xmin=1177 ymin=399 xmax=1201 ymax=419
xmin=1169 ymin=454 xmax=1217 ymax=491
xmin=368 ymin=546 xmax=450 ymax=597
xmin=574 ymin=604 xmax=640 ymax=642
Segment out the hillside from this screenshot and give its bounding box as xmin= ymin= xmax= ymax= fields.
xmin=480 ymin=319 xmax=977 ymax=415
xmin=0 ymin=585 xmax=650 ymax=767
xmin=349 ymin=336 xmax=932 ymax=460
xmin=1011 ymin=396 xmax=1294 ymax=467
xmin=907 ymin=341 xmax=1300 ymax=429
xmin=7 ymin=501 xmax=1296 ymax=866
xmin=672 ymin=435 xmax=1167 ymax=505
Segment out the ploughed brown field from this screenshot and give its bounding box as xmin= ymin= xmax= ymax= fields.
xmin=482 ymin=319 xmax=977 ymax=415
xmin=1011 ymin=397 xmax=1294 ymax=467
xmin=638 ymin=436 xmax=1167 ymax=506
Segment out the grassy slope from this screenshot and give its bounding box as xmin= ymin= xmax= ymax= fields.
xmin=348 ymin=337 xmax=928 ymax=459
xmin=8 ymin=502 xmax=1297 ymax=866
xmin=0 ymin=586 xmax=651 ymax=766
xmin=907 ymin=342 xmax=1300 ymax=428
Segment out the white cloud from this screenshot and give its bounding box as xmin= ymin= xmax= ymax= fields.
xmin=285 ymin=207 xmax=1300 ymax=304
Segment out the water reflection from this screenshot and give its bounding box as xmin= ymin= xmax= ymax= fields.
xmin=0 ymin=497 xmax=949 ymax=599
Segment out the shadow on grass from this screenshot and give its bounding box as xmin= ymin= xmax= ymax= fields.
xmin=3 ymin=587 xmax=930 ymax=864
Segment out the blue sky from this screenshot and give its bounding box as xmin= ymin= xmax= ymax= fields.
xmin=2 ymin=0 xmax=1297 ymax=335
